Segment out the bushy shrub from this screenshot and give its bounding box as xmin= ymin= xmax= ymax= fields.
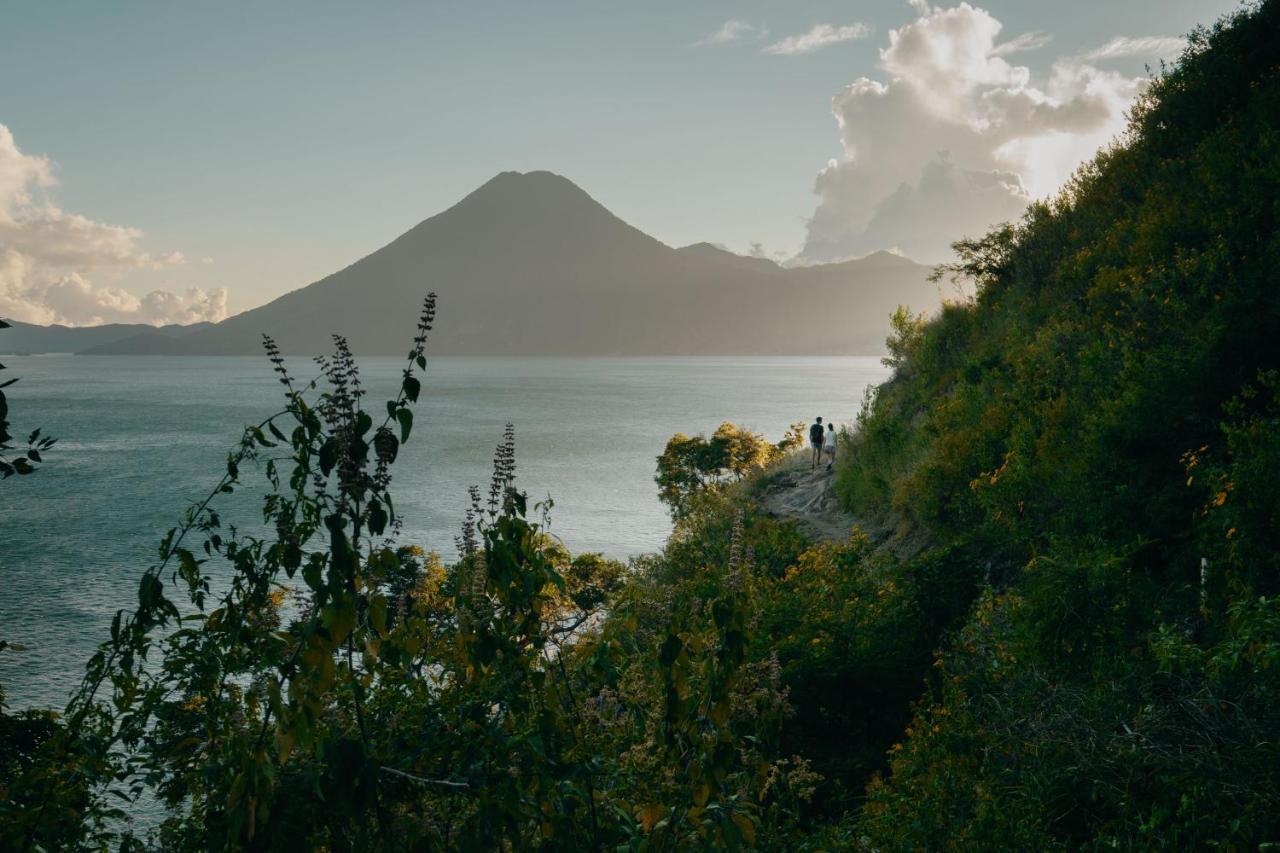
xmin=657 ymin=422 xmax=800 ymax=519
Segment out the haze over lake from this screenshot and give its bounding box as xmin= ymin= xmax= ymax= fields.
xmin=0 ymin=354 xmax=888 ymax=709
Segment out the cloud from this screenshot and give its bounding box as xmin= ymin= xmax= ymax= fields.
xmin=0 ymin=123 xmax=225 ymax=326
xmin=1078 ymin=35 xmax=1185 ymax=62
xmin=694 ymin=19 xmax=766 ymax=47
xmin=0 ymin=131 xmax=53 ymax=218
xmin=37 ymin=274 xmax=227 ymax=326
xmin=991 ymin=30 xmax=1053 ymax=56
xmin=764 ymin=23 xmax=872 ymax=56
xmin=795 ymin=3 xmax=1155 ymax=264
xmin=746 ymin=241 xmax=789 ymax=262
xmin=0 ymin=205 xmax=184 ymax=269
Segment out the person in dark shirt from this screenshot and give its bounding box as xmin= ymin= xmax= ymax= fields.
xmin=809 ymin=417 xmax=825 ymax=470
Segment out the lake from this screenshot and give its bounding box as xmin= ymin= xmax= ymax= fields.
xmin=0 ymin=355 xmax=888 ymax=710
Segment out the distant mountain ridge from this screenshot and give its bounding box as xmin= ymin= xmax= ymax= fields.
xmin=9 ymin=172 xmax=943 ymax=356
xmin=674 ymin=242 xmax=783 ymax=274
xmin=0 ymin=320 xmax=212 ymax=354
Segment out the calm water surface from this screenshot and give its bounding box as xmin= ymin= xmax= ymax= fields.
xmin=0 ymin=355 xmax=888 ymax=709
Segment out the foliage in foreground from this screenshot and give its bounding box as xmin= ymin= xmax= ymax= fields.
xmin=0 ymin=320 xmax=76 ymax=847
xmin=0 ymin=316 xmax=1008 ymax=850
xmin=0 ymin=319 xmax=56 ymax=479
xmin=0 ymin=302 xmax=813 ymax=851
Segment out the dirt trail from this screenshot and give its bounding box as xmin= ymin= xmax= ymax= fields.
xmin=757 ymin=455 xmax=864 ymax=544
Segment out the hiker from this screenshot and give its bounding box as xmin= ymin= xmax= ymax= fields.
xmin=809 ymin=417 xmax=825 ymax=469
xmin=824 ymin=422 xmax=837 ymax=470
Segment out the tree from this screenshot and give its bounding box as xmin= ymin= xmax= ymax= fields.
xmin=656 ymin=422 xmax=791 ymax=518
xmin=880 ymin=306 xmax=925 ymax=372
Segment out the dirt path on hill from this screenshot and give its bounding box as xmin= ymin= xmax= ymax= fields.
xmin=757 ymin=455 xmax=866 ymax=544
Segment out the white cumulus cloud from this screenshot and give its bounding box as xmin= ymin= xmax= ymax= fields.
xmin=0 ymin=123 xmax=225 ymax=326
xmin=764 ymin=23 xmax=872 ymax=56
xmin=796 ymin=2 xmax=1158 ymax=264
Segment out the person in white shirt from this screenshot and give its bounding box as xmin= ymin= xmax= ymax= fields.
xmin=823 ymin=423 xmax=837 ymax=470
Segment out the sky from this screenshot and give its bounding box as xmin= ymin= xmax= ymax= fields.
xmin=0 ymin=0 xmax=1240 ymax=325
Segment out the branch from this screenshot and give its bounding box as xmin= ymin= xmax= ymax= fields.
xmin=548 ymin=608 xmax=599 ymax=638
xmin=380 ymin=766 xmax=471 ymax=790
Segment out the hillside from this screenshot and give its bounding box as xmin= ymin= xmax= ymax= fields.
xmin=0 ymin=320 xmax=211 ymax=354
xmin=673 ymin=242 xmax=783 ymax=275
xmin=79 ymin=172 xmax=939 ymax=356
xmin=821 ymin=2 xmax=1280 ymax=846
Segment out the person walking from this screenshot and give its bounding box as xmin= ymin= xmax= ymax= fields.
xmin=824 ymin=422 xmax=837 ymax=470
xmin=809 ymin=417 xmax=825 ymax=469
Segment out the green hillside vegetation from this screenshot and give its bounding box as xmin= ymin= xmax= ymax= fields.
xmin=834 ymin=1 xmax=1280 ymax=845
xmin=2 ymin=2 xmax=1279 ymax=849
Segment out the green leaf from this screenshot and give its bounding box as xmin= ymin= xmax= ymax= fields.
xmin=319 ymin=438 xmax=338 ymax=477
xmin=176 ymin=547 xmax=201 ymax=588
xmin=138 ymin=572 xmax=163 ymax=609
xmin=475 ymin=631 xmax=497 ymax=665
xmin=396 ymin=408 xmax=413 ymax=442
xmin=368 ymin=498 xmax=388 ymax=536
xmin=731 ymin=813 xmax=756 ymax=845
xmin=303 ymin=559 xmax=323 ymax=592
xmin=659 ymin=634 xmax=683 ymax=667
xmin=369 ymin=595 xmax=388 ymax=637
xmin=402 ymin=376 xmax=421 ymax=403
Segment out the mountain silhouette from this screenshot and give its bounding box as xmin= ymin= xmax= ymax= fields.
xmin=1 ymin=320 xmax=212 ymax=354
xmin=79 ymin=171 xmax=941 ymax=356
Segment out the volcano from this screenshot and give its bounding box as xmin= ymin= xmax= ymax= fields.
xmin=81 ymin=171 xmax=940 ymax=356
